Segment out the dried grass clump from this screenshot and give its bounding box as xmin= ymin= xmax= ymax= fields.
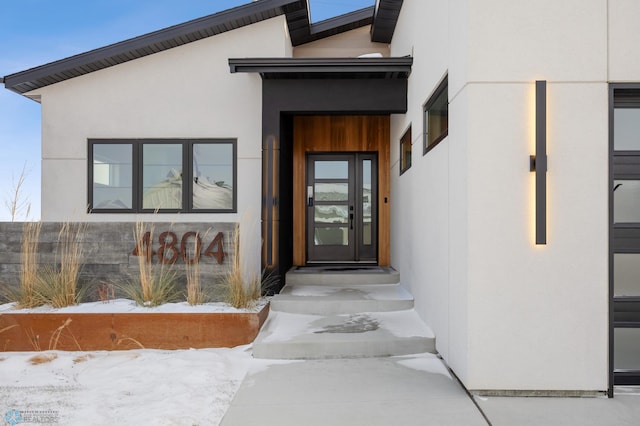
xmin=120 ymin=271 xmax=180 ymax=307
xmin=73 ymin=354 xmax=95 ymax=364
xmin=185 ymin=232 xmax=207 ymax=305
xmin=12 ymin=222 xmax=85 ymax=309
xmin=29 ymin=353 xmax=58 ymax=365
xmin=34 ymin=223 xmax=87 ymax=308
xmin=223 ymin=223 xmax=261 ymax=309
xmin=118 ymin=220 xmax=180 ymax=307
xmin=186 ymin=250 xmax=207 ymax=306
xmin=17 ymin=221 xmax=42 ymax=308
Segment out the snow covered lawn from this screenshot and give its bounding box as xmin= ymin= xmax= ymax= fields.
xmin=0 ymin=346 xmax=254 ymax=425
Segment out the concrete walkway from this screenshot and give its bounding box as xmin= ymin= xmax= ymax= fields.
xmin=221 ymin=354 xmax=487 ymax=426
xmin=222 ymin=269 xmax=640 ymax=425
xmin=221 ymin=357 xmax=640 ymax=425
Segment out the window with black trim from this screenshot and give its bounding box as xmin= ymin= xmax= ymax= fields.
xmin=400 ymin=126 xmax=412 ymax=175
xmin=423 ymin=76 xmax=448 ymax=154
xmin=89 ymin=139 xmax=236 ymax=213
xmin=611 ymin=85 xmax=640 ymax=387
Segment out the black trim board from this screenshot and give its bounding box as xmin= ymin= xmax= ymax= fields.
xmin=229 ymin=57 xmax=412 ymax=79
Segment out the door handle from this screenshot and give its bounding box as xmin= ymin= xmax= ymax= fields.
xmin=307 ymin=186 xmax=314 ymax=207
xmin=349 ymin=205 xmax=354 ymax=230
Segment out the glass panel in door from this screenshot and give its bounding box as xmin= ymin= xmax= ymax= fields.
xmin=307 ymin=155 xmax=354 ymax=261
xmin=306 ymin=153 xmax=377 ymax=263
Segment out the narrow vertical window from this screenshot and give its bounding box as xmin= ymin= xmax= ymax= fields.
xmin=400 ymin=126 xmax=412 ymax=175
xmin=611 ymin=86 xmax=640 ymax=387
xmin=423 ymin=76 xmax=448 ymax=154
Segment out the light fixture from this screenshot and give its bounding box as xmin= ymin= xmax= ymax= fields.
xmin=530 ymin=80 xmax=547 ymax=245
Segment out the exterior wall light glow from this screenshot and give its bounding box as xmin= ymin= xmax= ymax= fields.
xmin=530 ymin=80 xmax=547 ymax=245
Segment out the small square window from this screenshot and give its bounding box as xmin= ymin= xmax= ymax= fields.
xmin=424 ymin=76 xmax=448 ymax=155
xmin=400 ymin=126 xmax=412 ymax=175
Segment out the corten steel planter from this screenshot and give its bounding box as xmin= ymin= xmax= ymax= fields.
xmin=0 ymin=303 xmax=269 ymax=351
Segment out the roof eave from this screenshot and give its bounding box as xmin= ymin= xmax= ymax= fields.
xmin=3 ymin=0 xmax=308 ymax=96
xmin=371 ymin=0 xmax=403 ymax=43
xmin=3 ymin=1 xmax=406 ymax=97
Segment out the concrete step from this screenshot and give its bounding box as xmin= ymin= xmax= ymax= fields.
xmin=272 ymin=283 xmax=414 ymax=315
xmin=252 ymin=310 xmax=436 ymax=359
xmin=285 ymin=266 xmax=400 ymax=286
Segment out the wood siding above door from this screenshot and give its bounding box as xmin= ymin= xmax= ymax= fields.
xmin=293 ymin=115 xmax=390 ymax=266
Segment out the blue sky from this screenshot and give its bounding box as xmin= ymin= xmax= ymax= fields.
xmin=0 ymin=0 xmax=374 ymax=221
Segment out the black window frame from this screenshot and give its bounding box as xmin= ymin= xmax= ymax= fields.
xmin=88 ymin=138 xmax=237 ymax=213
xmin=423 ymin=75 xmax=449 ymax=155
xmin=399 ymin=125 xmax=412 ymax=175
xmin=610 ymin=83 xmax=640 ymax=393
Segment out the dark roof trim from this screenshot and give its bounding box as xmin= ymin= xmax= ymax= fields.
xmin=3 ymin=0 xmax=308 ymax=95
xmin=228 ymin=57 xmax=412 ymax=79
xmin=4 ymin=1 xmax=404 ymax=97
xmin=371 ymin=0 xmax=403 ymax=43
xmin=293 ymin=6 xmax=374 ymax=46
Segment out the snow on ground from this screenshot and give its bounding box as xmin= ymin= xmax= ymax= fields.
xmin=0 ymin=298 xmax=269 ymax=314
xmin=394 ymin=352 xmax=453 ymax=379
xmin=0 ymin=346 xmax=254 ymax=425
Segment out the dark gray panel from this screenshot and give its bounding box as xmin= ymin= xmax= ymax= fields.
xmin=263 ymin=78 xmax=407 ymax=116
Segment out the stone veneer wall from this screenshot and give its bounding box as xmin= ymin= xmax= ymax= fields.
xmin=0 ymin=222 xmax=236 ymax=302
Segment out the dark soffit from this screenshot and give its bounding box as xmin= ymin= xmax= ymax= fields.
xmin=371 ymin=0 xmax=403 ymax=43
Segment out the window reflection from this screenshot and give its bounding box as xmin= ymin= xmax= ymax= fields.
xmin=92 ymin=144 xmax=132 ymax=209
xmin=614 ymin=180 xmax=640 ymax=223
xmin=142 ymin=144 xmax=182 ymax=209
xmin=193 ymin=143 xmax=233 ymax=210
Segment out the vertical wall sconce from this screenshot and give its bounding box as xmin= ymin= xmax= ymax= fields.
xmin=530 ymin=80 xmax=547 ymax=245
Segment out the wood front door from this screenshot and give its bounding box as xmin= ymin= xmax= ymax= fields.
xmin=292 ymin=115 xmax=390 ymax=266
xmin=306 ymin=153 xmax=377 ymax=263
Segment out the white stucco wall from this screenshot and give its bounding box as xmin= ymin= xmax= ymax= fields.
xmin=391 ymin=0 xmax=613 ymax=392
xmin=293 ymin=26 xmax=389 ymax=58
xmin=32 ymin=16 xmax=293 ymax=276
xmin=390 ymin=0 xmax=457 ymax=371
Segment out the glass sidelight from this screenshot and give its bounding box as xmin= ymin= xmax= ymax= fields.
xmin=611 ymin=86 xmax=640 ymax=387
xmin=306 ymin=153 xmax=377 ymax=263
